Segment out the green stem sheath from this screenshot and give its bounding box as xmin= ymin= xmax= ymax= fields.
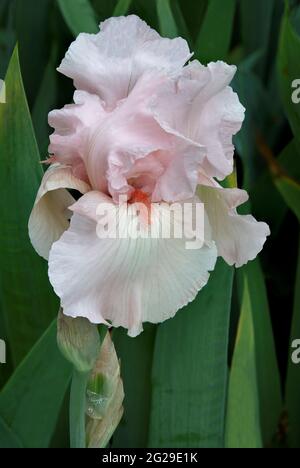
xmin=70 ymin=369 xmax=89 ymax=449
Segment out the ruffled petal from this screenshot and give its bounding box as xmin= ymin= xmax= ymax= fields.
xmin=151 ymin=143 xmax=206 ymax=203
xmin=29 ymin=164 xmax=91 ymax=260
xmin=151 ymin=60 xmax=245 ymax=180
xmin=48 ymin=191 xmax=217 ymax=337
xmin=198 ymin=184 xmax=270 ymax=267
xmin=85 ymin=73 xmax=205 ymax=202
xmin=48 ymin=75 xmax=205 ymax=202
xmin=48 ymin=90 xmax=107 ymax=181
xmin=57 ymin=15 xmax=192 ymax=108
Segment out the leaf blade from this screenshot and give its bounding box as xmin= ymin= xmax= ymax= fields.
xmin=112 ymin=326 xmax=156 ymax=448
xmin=148 ymin=260 xmax=233 ymax=448
xmin=225 ymin=274 xmax=263 ymax=449
xmin=113 ymin=0 xmax=132 ymax=17
xmin=0 ymin=320 xmax=72 ymax=448
xmin=57 ymin=0 xmax=98 ymax=37
xmin=0 ymin=46 xmax=58 ymax=365
xmin=195 ymin=0 xmax=236 ymax=63
xmin=156 ymin=0 xmax=178 ymax=38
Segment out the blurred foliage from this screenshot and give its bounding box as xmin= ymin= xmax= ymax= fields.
xmin=0 ymin=0 xmax=300 ymax=448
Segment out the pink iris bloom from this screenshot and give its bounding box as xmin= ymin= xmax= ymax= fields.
xmin=29 ymin=16 xmax=270 ymax=337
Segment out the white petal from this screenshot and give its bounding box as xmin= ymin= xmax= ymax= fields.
xmin=57 ymin=15 xmax=192 ymax=108
xmin=48 ymin=191 xmax=217 ymax=337
xmin=29 ymin=164 xmax=91 ymax=260
xmin=198 ymin=184 xmax=270 ymax=267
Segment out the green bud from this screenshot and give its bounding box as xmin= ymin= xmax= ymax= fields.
xmin=57 ymin=309 xmax=101 ymax=373
xmin=85 ymin=333 xmax=124 ymax=448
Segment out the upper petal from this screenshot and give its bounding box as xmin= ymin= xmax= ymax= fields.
xmin=151 ymin=60 xmax=245 ymax=180
xmin=29 ymin=164 xmax=91 ymax=260
xmin=48 ymin=75 xmax=205 ymax=202
xmin=57 ymin=15 xmax=192 ymax=108
xmin=198 ymin=184 xmax=270 ymax=267
xmin=84 ymin=73 xmax=205 ymax=202
xmin=48 ymin=191 xmax=217 ymax=337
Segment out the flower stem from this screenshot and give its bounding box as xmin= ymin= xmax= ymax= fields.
xmin=70 ymin=369 xmax=89 ymax=448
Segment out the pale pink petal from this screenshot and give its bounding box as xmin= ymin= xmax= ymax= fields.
xmin=48 ymin=90 xmax=106 ymax=182
xmin=57 ymin=15 xmax=192 ymax=109
xmin=151 ymin=144 xmax=206 ymax=203
xmin=198 ymin=184 xmax=270 ymax=267
xmin=48 ymin=191 xmax=217 ymax=337
xmin=152 ymin=60 xmax=245 ymax=180
xmin=48 ymin=74 xmax=204 ymax=202
xmin=85 ymin=73 xmax=205 ymax=202
xmin=29 ymin=164 xmax=91 ymax=260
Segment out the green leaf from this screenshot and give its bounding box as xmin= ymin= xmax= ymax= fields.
xmin=70 ymin=370 xmax=89 ymax=448
xmin=240 ymin=0 xmax=275 ymax=77
xmin=15 ymin=0 xmax=51 ymax=106
xmin=0 ymin=320 xmax=72 ymax=448
xmin=156 ymin=0 xmax=178 ymax=38
xmin=112 ymin=325 xmax=156 ymax=448
xmin=286 ymin=238 xmax=300 ymax=448
xmin=195 ymin=0 xmax=236 ymax=63
xmin=148 ymin=260 xmax=233 ymax=448
xmin=171 ymin=0 xmax=192 ymax=45
xmin=32 ymin=44 xmax=58 ymax=158
xmin=278 ymin=2 xmax=300 ymax=139
xmin=236 ymin=260 xmax=282 ymax=446
xmin=49 ymin=389 xmax=70 ymax=448
xmin=275 ymin=175 xmax=300 ymax=222
xmin=113 ymin=0 xmax=132 ymax=16
xmin=225 ymin=273 xmax=263 ymax=448
xmin=0 ymin=18 xmax=15 ymax=79
xmin=57 ymin=0 xmax=99 ymax=37
xmin=0 ymin=47 xmax=58 ymax=365
xmin=0 ymin=417 xmax=21 ymax=448
xmin=177 ymin=0 xmax=208 ymax=43
xmin=232 ymin=70 xmax=278 ymax=192
xmin=263 ymin=140 xmax=300 ymax=222
xmin=0 ymin=298 xmax=13 ymax=389
xmin=227 ymin=259 xmax=282 ymax=448
xmin=251 ymin=139 xmax=300 ymax=235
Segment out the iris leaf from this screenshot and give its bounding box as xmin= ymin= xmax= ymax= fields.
xmin=0 ymin=320 xmax=72 ymax=448
xmin=32 ymin=44 xmax=58 ymax=158
xmin=240 ymin=0 xmax=276 ymax=78
xmin=0 ymin=47 xmax=58 ymax=365
xmin=112 ymin=325 xmax=156 ymax=448
xmin=195 ymin=0 xmax=236 ymax=63
xmin=148 ymin=260 xmax=233 ymax=448
xmin=156 ymin=0 xmax=178 ymax=39
xmin=225 ymin=273 xmax=263 ymax=448
xmin=278 ymin=2 xmax=300 ymax=140
xmin=234 ymin=260 xmax=282 ymax=446
xmin=57 ymin=0 xmax=99 ymax=37
xmin=113 ymin=0 xmax=132 ymax=16
xmin=15 ymin=0 xmax=51 ymax=106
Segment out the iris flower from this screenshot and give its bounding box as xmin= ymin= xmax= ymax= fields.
xmin=29 ymin=16 xmax=270 ymax=337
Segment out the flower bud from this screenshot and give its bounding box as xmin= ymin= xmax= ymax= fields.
xmin=85 ymin=332 xmax=124 ymax=448
xmin=57 ymin=309 xmax=101 ymax=373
